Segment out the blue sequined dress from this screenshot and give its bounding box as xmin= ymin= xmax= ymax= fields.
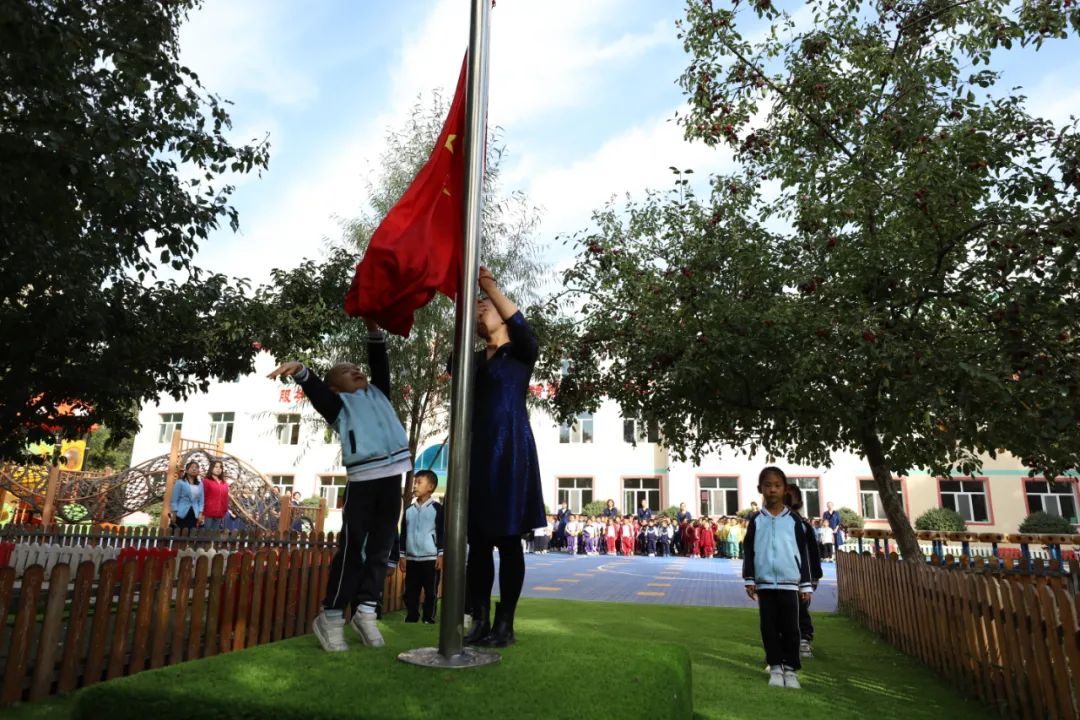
xmin=468 ymin=311 xmax=546 ymax=540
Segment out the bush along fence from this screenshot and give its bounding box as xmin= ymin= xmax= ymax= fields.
xmin=0 ymin=527 xmax=406 ymax=707
xmin=837 ymin=549 xmax=1080 ymax=720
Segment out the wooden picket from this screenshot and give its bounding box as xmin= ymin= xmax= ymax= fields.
xmin=838 ymin=551 xmax=1078 ymax=719
xmin=0 ymin=531 xmax=411 ymax=707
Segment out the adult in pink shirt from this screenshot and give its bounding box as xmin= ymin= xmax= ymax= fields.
xmin=202 ymin=460 xmax=230 ymax=531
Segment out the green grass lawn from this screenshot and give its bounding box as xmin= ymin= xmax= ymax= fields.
xmin=6 ymin=599 xmax=988 ymax=720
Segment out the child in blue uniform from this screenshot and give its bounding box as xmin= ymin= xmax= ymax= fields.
xmin=268 ymin=319 xmax=410 ymax=652
xmin=743 ymin=466 xmax=814 ymax=689
xmin=399 ymin=469 xmax=444 ymax=624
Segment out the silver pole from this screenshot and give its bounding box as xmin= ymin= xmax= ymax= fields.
xmin=398 ymin=0 xmax=495 ymax=669
xmin=439 ymin=0 xmax=491 ymax=663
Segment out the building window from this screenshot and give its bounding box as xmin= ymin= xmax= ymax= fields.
xmin=557 ymin=477 xmax=593 ymax=513
xmin=1025 ymin=480 xmax=1078 ymax=523
xmin=158 ymin=413 xmax=183 ymax=443
xmin=788 ymin=477 xmax=820 ymax=518
xmin=622 ymin=417 xmax=659 ymax=445
xmin=940 ymin=478 xmax=989 ymax=523
xmin=320 ymin=476 xmax=348 ymax=509
xmin=699 ymin=477 xmax=738 ymax=517
xmin=276 ymin=414 xmax=301 ymax=445
xmin=559 ymin=412 xmax=594 ymax=444
xmin=270 ymin=475 xmax=294 ymax=497
xmin=859 ymin=479 xmax=903 ymax=520
xmin=209 ymin=412 xmax=235 ymax=444
xmin=624 ymin=477 xmax=661 ymax=514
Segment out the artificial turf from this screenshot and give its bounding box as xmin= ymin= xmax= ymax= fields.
xmin=15 ymin=599 xmax=988 ymax=720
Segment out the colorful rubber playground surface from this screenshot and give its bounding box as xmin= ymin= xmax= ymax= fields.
xmin=514 ymin=554 xmax=839 ymax=611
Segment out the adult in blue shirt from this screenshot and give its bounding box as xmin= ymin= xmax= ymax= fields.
xmin=636 ymin=498 xmax=653 ymax=523
xmin=822 ymin=502 xmax=843 ymax=549
xmin=601 ymin=499 xmax=620 ymax=519
xmin=675 ymin=502 xmax=693 ymax=525
xmin=463 ymin=267 xmax=545 ymax=649
xmin=169 ymin=461 xmax=204 ymax=530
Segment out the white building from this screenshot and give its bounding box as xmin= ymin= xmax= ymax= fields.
xmin=130 ymin=352 xmax=1076 ymax=534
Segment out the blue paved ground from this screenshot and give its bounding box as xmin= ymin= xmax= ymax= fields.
xmin=493 ymin=553 xmax=838 ymax=612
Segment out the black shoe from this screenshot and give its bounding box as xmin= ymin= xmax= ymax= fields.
xmin=423 ymin=618 xmax=436 ymax=625
xmin=404 ymin=615 xmax=419 ymax=623
xmin=475 ymin=602 xmax=516 ymax=648
xmin=464 ymin=603 xmax=490 ymax=645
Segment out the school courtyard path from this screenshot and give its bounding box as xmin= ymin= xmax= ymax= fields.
xmin=501 ymin=553 xmax=839 ymax=611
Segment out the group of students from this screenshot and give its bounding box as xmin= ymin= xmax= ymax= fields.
xmin=535 ymin=513 xmax=753 ymax=558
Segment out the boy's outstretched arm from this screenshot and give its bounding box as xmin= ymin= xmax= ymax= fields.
xmin=365 ymin=319 xmax=392 ymax=399
xmin=267 ymin=361 xmax=343 ymax=425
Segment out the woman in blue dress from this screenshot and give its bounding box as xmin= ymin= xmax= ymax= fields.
xmin=463 ymin=266 xmax=545 ymax=648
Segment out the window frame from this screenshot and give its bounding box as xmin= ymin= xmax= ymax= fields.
xmin=786 ymin=475 xmax=823 ymax=519
xmin=158 ymin=412 xmax=184 ymax=444
xmin=275 ymin=413 xmax=302 ymax=446
xmin=696 ymin=475 xmax=740 ymax=518
xmin=209 ymin=411 xmax=235 ymax=444
xmin=857 ymin=476 xmax=909 ymax=523
xmin=556 ymin=476 xmax=594 ymax=514
xmin=269 ymin=474 xmax=295 ymax=498
xmin=622 ymin=417 xmax=659 ymax=445
xmin=1021 ymin=476 xmax=1079 ymax=525
xmin=559 ymin=412 xmax=594 ymax=444
xmin=936 ymin=476 xmax=994 ymax=525
xmin=319 ymin=474 xmax=348 ymax=509
xmin=622 ymin=475 xmax=663 ymax=515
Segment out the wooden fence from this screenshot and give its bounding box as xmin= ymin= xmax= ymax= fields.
xmin=837 ymin=550 xmax=1080 ymax=720
xmin=0 ymin=530 xmax=406 ymax=707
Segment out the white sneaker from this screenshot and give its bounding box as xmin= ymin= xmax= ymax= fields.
xmin=350 ymin=611 xmax=386 ymax=647
xmin=768 ymin=666 xmax=785 ymax=687
xmin=800 ymin=639 xmax=813 ymax=658
xmin=783 ymin=669 xmax=801 ymax=689
xmin=313 ymin=611 xmax=349 ymax=652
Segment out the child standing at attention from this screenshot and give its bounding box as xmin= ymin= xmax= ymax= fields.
xmin=699 ymin=518 xmax=716 ymax=558
xmin=565 ymin=515 xmax=580 ymax=555
xmin=268 ymin=319 xmax=410 ymax=652
xmin=399 ymin=470 xmax=444 ymax=624
xmin=743 ymin=466 xmax=814 ymax=689
xmin=605 ymin=518 xmax=617 ymax=554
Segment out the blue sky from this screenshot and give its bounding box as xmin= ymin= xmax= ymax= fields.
xmin=177 ymin=0 xmax=1080 ymax=285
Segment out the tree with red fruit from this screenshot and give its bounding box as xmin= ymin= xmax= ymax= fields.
xmin=551 ymin=0 xmax=1080 ymax=560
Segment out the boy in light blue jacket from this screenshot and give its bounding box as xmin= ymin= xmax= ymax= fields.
xmin=743 ymin=466 xmax=814 ymax=690
xmin=269 ymin=319 xmax=411 ymax=652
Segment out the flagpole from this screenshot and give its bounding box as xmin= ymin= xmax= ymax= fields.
xmin=399 ymin=0 xmax=497 ymax=669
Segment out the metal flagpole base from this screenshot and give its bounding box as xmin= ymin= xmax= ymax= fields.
xmin=397 ymin=646 xmax=501 ymax=669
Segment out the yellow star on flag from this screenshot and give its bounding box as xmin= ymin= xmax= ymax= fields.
xmin=445 ymin=134 xmax=457 ymax=153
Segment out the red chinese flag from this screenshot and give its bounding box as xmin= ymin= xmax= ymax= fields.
xmin=344 ymin=55 xmax=468 ymax=336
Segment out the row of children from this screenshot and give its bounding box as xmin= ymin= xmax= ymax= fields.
xmin=529 ymin=514 xmax=757 ymax=558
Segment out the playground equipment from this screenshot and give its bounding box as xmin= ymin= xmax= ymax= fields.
xmin=0 ymin=432 xmax=325 ymax=532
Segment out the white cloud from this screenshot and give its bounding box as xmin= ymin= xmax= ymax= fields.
xmin=179 ymin=0 xmax=318 ymax=108
xmin=190 ymin=0 xmax=686 ymax=283
xmin=525 ymin=107 xmax=736 ymax=253
xmin=390 ymin=0 xmax=675 ymax=127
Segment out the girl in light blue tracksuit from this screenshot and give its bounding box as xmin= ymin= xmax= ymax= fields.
xmin=743 ymin=466 xmax=814 ymax=689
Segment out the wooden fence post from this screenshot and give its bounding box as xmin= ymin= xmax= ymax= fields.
xmin=159 ymin=431 xmax=182 ymax=530
xmin=277 ymin=499 xmax=291 ymax=534
xmin=315 ymin=498 xmax=327 ymax=535
xmin=41 ymin=465 xmax=60 ymax=526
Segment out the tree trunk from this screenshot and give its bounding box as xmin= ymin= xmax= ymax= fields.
xmin=859 ymin=427 xmax=923 ymax=560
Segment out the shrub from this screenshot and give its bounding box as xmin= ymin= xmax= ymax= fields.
xmin=581 ymin=500 xmax=608 ymax=517
xmin=301 ymin=496 xmax=321 ymax=508
xmin=656 ymin=505 xmax=681 ymax=521
xmin=736 ymin=508 xmax=755 ymax=519
xmin=1019 ymin=512 xmax=1077 ymax=535
xmin=914 ymin=507 xmax=967 ymax=532
xmin=838 ymin=507 xmax=864 ymax=530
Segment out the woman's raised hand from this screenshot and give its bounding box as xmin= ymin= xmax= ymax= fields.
xmin=478 ymin=266 xmax=496 ymax=291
